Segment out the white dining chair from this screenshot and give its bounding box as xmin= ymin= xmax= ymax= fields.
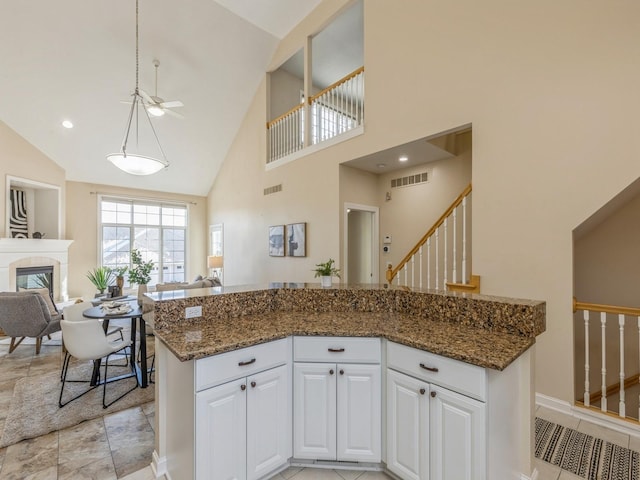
xmin=63 ymin=302 xmax=124 ymax=340
xmin=59 ymin=319 xmax=137 ymax=409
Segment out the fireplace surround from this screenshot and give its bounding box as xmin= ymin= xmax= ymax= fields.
xmin=0 ymin=239 xmax=73 ymax=301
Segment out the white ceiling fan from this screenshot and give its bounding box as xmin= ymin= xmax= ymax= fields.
xmin=138 ymin=59 xmax=184 ymax=118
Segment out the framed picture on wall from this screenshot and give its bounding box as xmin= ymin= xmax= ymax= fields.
xmin=269 ymin=225 xmax=285 ymax=257
xmin=287 ymin=222 xmax=306 ymax=257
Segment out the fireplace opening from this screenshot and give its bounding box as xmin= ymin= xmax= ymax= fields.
xmin=16 ymin=266 xmax=54 ymax=300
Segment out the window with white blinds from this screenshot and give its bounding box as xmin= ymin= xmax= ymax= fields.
xmin=99 ymin=196 xmax=188 ymax=285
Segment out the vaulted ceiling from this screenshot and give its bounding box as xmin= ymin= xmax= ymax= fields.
xmin=0 ymin=0 xmax=321 ymax=196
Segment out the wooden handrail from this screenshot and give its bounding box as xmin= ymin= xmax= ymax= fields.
xmin=308 ymin=66 xmax=365 ymax=104
xmin=266 ymin=103 xmax=304 ymax=129
xmin=387 ymin=183 xmax=472 ymax=283
xmin=573 ymin=297 xmax=640 ymax=316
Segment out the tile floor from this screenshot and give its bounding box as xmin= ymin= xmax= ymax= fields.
xmin=0 ymin=330 xmax=636 ymax=479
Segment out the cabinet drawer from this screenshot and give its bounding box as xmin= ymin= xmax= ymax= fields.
xmin=195 ymin=338 xmax=290 ymax=392
xmin=387 ymin=341 xmax=486 ymax=401
xmin=294 ymin=336 xmax=380 ymax=363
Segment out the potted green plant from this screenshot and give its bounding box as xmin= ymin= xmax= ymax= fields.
xmin=86 ymin=266 xmax=114 ymax=295
xmin=128 ymin=249 xmax=154 ymax=305
xmin=313 ymin=258 xmax=341 ymax=288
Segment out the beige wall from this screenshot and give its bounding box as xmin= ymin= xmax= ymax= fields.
xmin=0 ymin=121 xmax=66 ymax=238
xmin=269 ymin=68 xmax=304 ymax=120
xmin=66 ymin=181 xmax=207 ymax=299
xmin=208 ymin=0 xmax=640 ymax=407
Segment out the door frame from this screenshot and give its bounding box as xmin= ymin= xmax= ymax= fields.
xmin=343 ymin=202 xmax=379 ymax=284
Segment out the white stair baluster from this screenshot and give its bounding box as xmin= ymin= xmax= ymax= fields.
xmin=443 ymin=217 xmax=448 ymax=286
xmin=452 ymin=206 xmax=457 ymax=284
xmin=427 ymin=238 xmax=431 ymax=289
xmin=435 ymin=227 xmax=439 ymax=290
xmin=619 ymin=313 xmax=626 ymax=418
xmin=462 ymin=196 xmax=467 ymax=283
xmin=601 ymin=312 xmax=607 ymax=413
xmin=418 ymin=246 xmax=423 ymax=290
xmin=410 ymin=254 xmax=415 ymax=289
xmin=403 ymin=263 xmax=407 ymax=287
xmin=584 ymin=310 xmax=590 ymax=406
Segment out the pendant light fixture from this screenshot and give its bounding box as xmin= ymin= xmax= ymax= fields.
xmin=106 ymin=0 xmax=169 ymax=175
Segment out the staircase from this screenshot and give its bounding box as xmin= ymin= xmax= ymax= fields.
xmin=386 ymin=183 xmax=479 ymax=293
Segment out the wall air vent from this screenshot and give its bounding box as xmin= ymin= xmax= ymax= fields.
xmin=264 ymin=184 xmax=283 ymax=196
xmin=390 ymin=171 xmax=429 ymax=188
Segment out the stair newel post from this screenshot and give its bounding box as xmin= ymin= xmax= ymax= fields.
xmin=386 ymin=264 xmax=394 ymax=285
xmin=619 ymin=314 xmax=626 ymax=418
xmin=601 ymin=312 xmax=607 ymax=413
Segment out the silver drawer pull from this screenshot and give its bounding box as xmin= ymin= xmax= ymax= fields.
xmin=419 ymin=363 xmax=439 ymax=373
xmin=238 ymin=358 xmax=256 ymax=367
xmin=328 ymin=347 xmax=345 ymax=353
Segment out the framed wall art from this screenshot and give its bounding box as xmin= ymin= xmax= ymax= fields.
xmin=269 ymin=225 xmax=285 ymax=256
xmin=287 ymin=222 xmax=306 ymax=257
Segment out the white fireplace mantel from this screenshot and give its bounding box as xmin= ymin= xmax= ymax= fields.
xmin=0 ymin=238 xmax=74 ymax=301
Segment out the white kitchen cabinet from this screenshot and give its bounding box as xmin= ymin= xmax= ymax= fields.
xmin=194 ymin=340 xmax=291 ymax=480
xmin=430 ymin=384 xmax=485 ymax=480
xmin=293 ymin=363 xmax=336 ymax=460
xmin=293 ymin=336 xmax=381 ymax=463
xmin=196 ymin=377 xmax=247 ymax=480
xmin=247 ymin=365 xmax=291 ymax=480
xmin=387 ymin=368 xmax=429 ymax=480
xmin=386 ymin=368 xmax=486 ymax=480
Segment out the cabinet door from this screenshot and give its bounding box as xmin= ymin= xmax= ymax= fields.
xmin=430 ymin=385 xmax=486 ymax=480
xmin=196 ymin=378 xmax=247 ymax=480
xmin=246 ymin=365 xmax=291 ymax=480
xmin=293 ymin=362 xmax=336 ymax=460
xmin=386 ymin=369 xmax=429 ymax=480
xmin=337 ymin=363 xmax=381 ymax=462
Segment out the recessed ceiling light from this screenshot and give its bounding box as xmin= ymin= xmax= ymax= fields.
xmin=399 ymin=155 xmax=408 ymax=162
xmin=377 ymin=163 xmax=386 ymax=169
xmin=62 ymin=120 xmax=73 ymax=129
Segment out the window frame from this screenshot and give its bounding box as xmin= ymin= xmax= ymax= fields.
xmin=97 ymin=195 xmax=189 ymax=286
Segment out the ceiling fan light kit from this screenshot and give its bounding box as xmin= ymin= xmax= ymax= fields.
xmin=107 ymin=0 xmax=169 ymax=176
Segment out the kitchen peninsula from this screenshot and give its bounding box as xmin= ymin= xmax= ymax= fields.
xmin=149 ymin=284 xmax=545 ymax=480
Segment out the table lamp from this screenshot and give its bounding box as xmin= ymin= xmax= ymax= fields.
xmin=207 ymin=255 xmax=223 ymax=280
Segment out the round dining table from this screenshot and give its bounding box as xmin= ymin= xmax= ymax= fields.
xmin=82 ymin=299 xmax=151 ymax=389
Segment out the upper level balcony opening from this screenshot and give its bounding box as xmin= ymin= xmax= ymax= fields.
xmin=267 ymin=0 xmax=363 ymax=166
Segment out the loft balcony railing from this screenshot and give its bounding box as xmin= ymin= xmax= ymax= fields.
xmin=267 ymin=67 xmax=364 ymax=164
xmin=574 ymin=298 xmax=640 ymax=422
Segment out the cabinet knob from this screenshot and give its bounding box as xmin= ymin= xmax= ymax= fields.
xmin=251 ymin=381 xmax=256 ymax=388
xmin=240 ymin=384 xmax=246 ymax=391
xmin=329 ymin=369 xmax=334 ymax=375
xmin=339 ymin=369 xmax=344 ymax=375
xmin=420 ymin=388 xmax=426 ymax=395
xmin=431 ymin=391 xmax=436 ymax=398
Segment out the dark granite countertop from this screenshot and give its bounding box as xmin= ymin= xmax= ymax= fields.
xmin=150 ymin=284 xmax=544 ymax=371
xmin=153 ymin=311 xmax=534 ymax=371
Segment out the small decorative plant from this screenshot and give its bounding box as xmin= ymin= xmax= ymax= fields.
xmin=86 ymin=266 xmax=114 ymax=294
xmin=128 ymin=249 xmax=154 ymax=285
xmin=314 ymin=259 xmax=341 ymax=287
xmin=112 ymin=266 xmax=128 ymax=278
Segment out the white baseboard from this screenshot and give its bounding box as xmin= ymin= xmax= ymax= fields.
xmin=536 ymin=392 xmax=640 ymax=438
xmin=522 ymin=468 xmax=539 ymax=480
xmin=151 ymin=450 xmax=167 ymax=479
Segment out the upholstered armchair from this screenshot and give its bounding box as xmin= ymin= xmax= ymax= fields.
xmin=0 ymin=291 xmax=62 ymax=354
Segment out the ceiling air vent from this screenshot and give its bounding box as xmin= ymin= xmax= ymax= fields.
xmin=390 ymin=171 xmax=428 ymax=188
xmin=264 ymin=184 xmax=283 ymax=196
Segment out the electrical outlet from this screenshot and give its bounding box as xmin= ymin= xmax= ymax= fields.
xmin=185 ymin=306 xmax=202 ymax=319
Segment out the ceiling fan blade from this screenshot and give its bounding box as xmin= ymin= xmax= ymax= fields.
xmin=161 ymin=100 xmax=184 ymax=108
xmin=138 ymin=88 xmax=156 ymax=105
xmin=164 ymin=108 xmax=184 ymax=119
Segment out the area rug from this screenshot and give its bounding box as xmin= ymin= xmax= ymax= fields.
xmin=535 ymin=417 xmax=640 ymax=480
xmin=0 ymin=360 xmax=154 ymax=448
